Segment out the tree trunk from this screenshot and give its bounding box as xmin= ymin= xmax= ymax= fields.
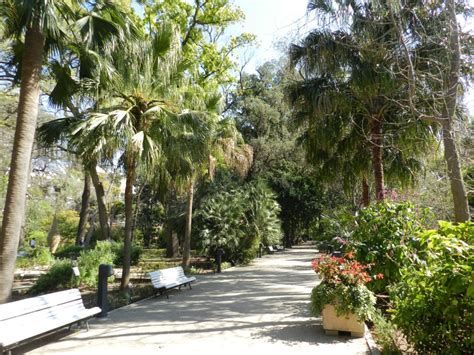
xmin=362 ymin=176 xmax=370 ymax=207
xmin=165 ymin=188 xmax=180 ymax=258
xmin=76 ymin=169 xmax=91 ymax=246
xmin=120 ymin=156 xmax=136 ymax=291
xmin=0 ymin=27 xmax=45 ymax=304
xmin=371 ymin=117 xmax=385 ymax=201
xmin=84 ymin=213 xmax=96 ymax=248
xmin=442 ymin=120 xmax=470 ymax=221
xmin=47 ymin=213 xmax=61 ymax=254
xmin=88 ymin=163 xmax=110 ymax=240
xmin=182 ymin=179 xmax=194 ymax=268
xmin=441 ymin=0 xmax=470 ymax=222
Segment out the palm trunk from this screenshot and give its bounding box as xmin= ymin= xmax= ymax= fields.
xmin=362 ymin=176 xmax=370 ymax=207
xmin=371 ymin=117 xmax=385 ymax=201
xmin=88 ymin=163 xmax=110 ymax=240
xmin=165 ymin=189 xmax=180 ymax=258
xmin=76 ymin=169 xmax=91 ymax=246
xmin=441 ymin=0 xmax=470 ymax=222
xmin=120 ymin=156 xmax=136 ymax=291
xmin=0 ymin=27 xmax=45 ymax=304
xmin=182 ymin=179 xmax=194 ymax=268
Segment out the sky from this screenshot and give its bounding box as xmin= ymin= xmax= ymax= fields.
xmin=229 ymin=0 xmax=474 ymax=114
xmin=228 ymin=0 xmax=312 ymax=72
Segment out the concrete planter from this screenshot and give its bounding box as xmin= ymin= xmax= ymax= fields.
xmin=322 ymin=304 xmax=365 ymax=337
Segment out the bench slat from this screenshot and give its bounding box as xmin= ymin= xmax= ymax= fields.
xmin=0 ymin=307 xmax=100 ymax=347
xmin=148 ymin=266 xmax=196 ymax=293
xmin=0 ymin=289 xmax=82 ymax=321
xmin=0 ymin=289 xmax=100 ymax=350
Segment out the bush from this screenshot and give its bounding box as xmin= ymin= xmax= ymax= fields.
xmin=56 ymin=210 xmax=80 ymax=242
xmin=372 ymin=312 xmax=401 ymax=354
xmin=16 ymin=246 xmax=55 ymax=268
xmin=350 ymin=202 xmax=428 ymax=293
xmin=25 ymin=230 xmax=48 ymax=248
xmin=77 ymin=241 xmax=115 ymax=287
xmin=54 ymin=244 xmax=84 ymax=259
xmin=391 ymin=221 xmax=474 ymax=354
xmin=197 ymin=179 xmax=282 ymax=264
xmin=111 ymin=242 xmax=142 ymax=267
xmin=29 ymin=260 xmax=75 ymax=295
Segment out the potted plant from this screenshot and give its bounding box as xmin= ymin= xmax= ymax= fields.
xmin=310 ymin=252 xmax=379 ymax=337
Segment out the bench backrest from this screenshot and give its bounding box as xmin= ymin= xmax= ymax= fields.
xmin=149 ymin=266 xmax=188 ymax=285
xmin=268 ymin=246 xmax=275 ymax=252
xmin=0 ymin=289 xmax=83 ymax=322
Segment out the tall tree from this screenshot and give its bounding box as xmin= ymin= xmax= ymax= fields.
xmin=0 ymin=0 xmax=71 ymax=303
xmin=75 ymin=26 xmax=214 ymax=290
xmin=388 ymin=0 xmax=471 ymax=221
xmin=288 ymin=1 xmax=435 ymax=202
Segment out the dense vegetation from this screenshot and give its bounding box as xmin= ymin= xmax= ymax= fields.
xmin=0 ymin=0 xmax=472 ymax=353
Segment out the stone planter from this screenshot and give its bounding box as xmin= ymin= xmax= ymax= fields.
xmin=322 ymin=304 xmax=365 ymax=337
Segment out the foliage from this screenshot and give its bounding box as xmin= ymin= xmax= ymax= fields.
xmin=25 ymin=230 xmax=48 ymax=248
xmin=56 ymin=210 xmax=80 ymax=242
xmin=313 ymin=208 xmax=354 ymax=253
xmin=15 ymin=246 xmax=55 ymax=269
xmin=372 ymin=312 xmax=401 ymax=354
xmin=112 ymin=242 xmax=142 ymax=267
xmin=267 ymin=161 xmax=327 ymax=246
xmin=390 ymin=221 xmax=474 ymax=354
xmin=29 ymin=260 xmax=74 ymax=295
xmin=350 ymin=202 xmax=429 ymax=293
xmin=310 ymin=253 xmax=377 ymax=321
xmin=54 ymin=245 xmax=84 ymax=260
xmin=197 ymin=177 xmax=282 ymax=264
xmin=77 ymin=241 xmax=115 ymax=287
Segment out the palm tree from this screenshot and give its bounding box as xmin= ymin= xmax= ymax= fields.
xmin=0 ymin=0 xmax=75 ymax=303
xmin=74 ymin=26 xmax=215 ymax=290
xmin=38 ymin=1 xmax=140 ymax=241
xmin=288 ymin=3 xmax=435 ymax=203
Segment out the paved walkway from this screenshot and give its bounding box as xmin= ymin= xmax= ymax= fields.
xmin=24 ymin=245 xmax=370 ymax=354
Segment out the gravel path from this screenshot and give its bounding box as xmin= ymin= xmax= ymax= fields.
xmin=24 ymin=245 xmax=370 ymax=355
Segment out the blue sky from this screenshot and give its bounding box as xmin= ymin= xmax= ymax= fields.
xmin=230 ymin=0 xmax=473 ymax=113
xmin=228 ymin=0 xmax=312 ymax=71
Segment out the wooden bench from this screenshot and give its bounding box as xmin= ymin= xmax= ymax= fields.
xmin=149 ymin=266 xmax=196 ymax=298
xmin=0 ymin=289 xmax=100 ymax=354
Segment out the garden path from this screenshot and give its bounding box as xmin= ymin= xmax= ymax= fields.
xmin=22 ymin=244 xmax=370 ymax=354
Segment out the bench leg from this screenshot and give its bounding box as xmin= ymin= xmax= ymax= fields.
xmin=189 ymin=283 xmax=192 ymax=290
xmin=85 ymin=321 xmax=90 ymax=332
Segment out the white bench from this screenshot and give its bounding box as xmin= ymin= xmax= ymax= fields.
xmin=149 ymin=266 xmax=196 ymax=298
xmin=0 ymin=289 xmax=100 ymax=354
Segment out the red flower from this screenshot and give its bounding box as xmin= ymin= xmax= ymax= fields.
xmin=376 ymin=273 xmax=384 ymax=280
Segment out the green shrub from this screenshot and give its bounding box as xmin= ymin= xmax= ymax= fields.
xmin=197 ymin=179 xmax=282 ymax=264
xmin=16 ymin=246 xmax=55 ymax=268
xmin=372 ymin=312 xmax=401 ymax=354
xmin=29 ymin=260 xmax=75 ymax=295
xmin=350 ymin=202 xmax=428 ymax=293
xmin=77 ymin=241 xmax=115 ymax=287
xmin=25 ymin=230 xmax=48 ymax=248
xmin=54 ymin=244 xmax=84 ymax=259
xmin=391 ymin=221 xmax=474 ymax=354
xmin=111 ymin=242 xmax=142 ymax=266
xmin=56 ymin=210 xmax=80 ymax=242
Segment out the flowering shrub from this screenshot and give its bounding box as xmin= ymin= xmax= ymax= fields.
xmin=310 ymin=253 xmax=377 ymax=321
xmin=349 ymin=202 xmax=429 ymax=293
